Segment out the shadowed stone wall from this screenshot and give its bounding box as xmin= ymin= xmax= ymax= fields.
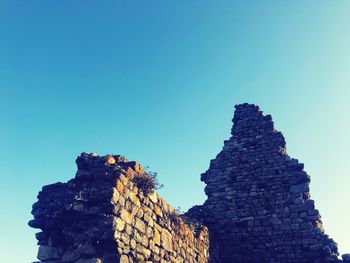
xmin=195 ymin=103 xmax=341 ymax=263
xmin=30 ymin=103 xmax=349 ymax=263
xmin=29 ymin=153 xmax=210 ymax=263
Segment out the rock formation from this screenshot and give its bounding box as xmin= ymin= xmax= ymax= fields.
xmin=30 ymin=103 xmax=348 ymax=263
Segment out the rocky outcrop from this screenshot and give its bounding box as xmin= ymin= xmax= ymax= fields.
xmin=29 ymin=153 xmax=210 ymax=263
xmin=197 ymin=103 xmax=341 ymax=263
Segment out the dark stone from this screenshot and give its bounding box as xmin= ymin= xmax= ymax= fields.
xmin=198 ymin=103 xmax=340 ymax=263
xmin=29 ymin=103 xmax=346 ymax=263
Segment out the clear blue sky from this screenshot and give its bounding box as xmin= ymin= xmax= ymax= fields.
xmin=1 ymin=1 xmax=350 ymax=262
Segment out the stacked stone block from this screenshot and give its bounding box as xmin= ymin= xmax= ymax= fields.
xmin=29 ymin=153 xmax=209 ymax=263
xmin=198 ymin=103 xmax=340 ymax=263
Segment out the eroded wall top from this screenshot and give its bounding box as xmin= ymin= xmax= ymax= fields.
xmin=29 ymin=153 xmax=210 ymax=263
xmin=197 ymin=103 xmax=340 ymax=263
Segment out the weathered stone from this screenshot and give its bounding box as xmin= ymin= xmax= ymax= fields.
xmin=342 ymin=254 xmax=350 ymax=262
xmin=136 ymin=245 xmax=151 ymax=258
xmin=116 ymin=180 xmax=124 ymax=193
xmin=290 ymin=183 xmax=309 ymax=193
xmin=106 ymin=155 xmax=116 ymax=165
xmin=120 ymin=209 xmax=132 ymax=224
xmin=62 ymin=248 xmax=80 ymax=262
xmin=37 ymin=246 xmax=60 ymax=261
xmin=145 ymin=227 xmax=153 ymax=238
xmin=310 ymin=243 xmax=323 ymax=251
xmin=119 ymin=254 xmax=129 ymax=263
xmin=29 ymin=104 xmax=345 ymax=263
xmin=153 ymin=228 xmax=161 ymax=246
xmin=134 ymin=217 xmax=146 ymax=233
xmin=119 ymin=174 xmax=128 ymax=186
xmin=154 ymin=205 xmax=163 ymax=217
xmin=130 ymin=239 xmax=137 ymax=249
xmin=114 ymin=217 xmax=125 ymax=231
xmin=129 ymin=192 xmax=140 ymax=207
xmin=148 ymin=192 xmax=158 ymax=203
xmin=161 ymin=229 xmax=173 ymax=252
xmin=196 ymin=103 xmax=341 ymax=263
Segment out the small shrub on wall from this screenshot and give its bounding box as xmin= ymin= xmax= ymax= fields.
xmin=133 ymin=170 xmax=163 ymax=195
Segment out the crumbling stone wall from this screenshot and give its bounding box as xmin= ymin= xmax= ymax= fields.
xmin=195 ymin=103 xmax=340 ymax=263
xmin=29 ymin=153 xmax=210 ymax=263
xmin=30 ymin=103 xmax=349 ymax=263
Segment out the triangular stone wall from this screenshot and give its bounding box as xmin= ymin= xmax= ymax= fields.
xmin=196 ymin=103 xmax=339 ymax=263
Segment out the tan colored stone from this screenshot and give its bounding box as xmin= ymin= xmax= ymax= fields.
xmin=146 ymin=227 xmax=153 ymax=238
xmin=121 ymin=233 xmax=130 ymax=244
xmin=119 ymin=174 xmax=128 ymax=186
xmin=134 ymin=230 xmax=142 ymax=243
xmin=136 ymin=254 xmax=145 ymax=262
xmin=132 ymin=185 xmax=138 ymax=194
xmin=154 ymin=205 xmax=163 ymax=217
xmin=106 ymin=155 xmax=116 ymax=165
xmin=148 ymin=192 xmax=158 ymax=203
xmin=134 ymin=217 xmax=146 ymax=233
xmin=131 ymin=205 xmax=140 ymax=216
xmin=154 ymin=222 xmax=162 ymax=232
xmin=116 ymin=180 xmax=124 ymax=193
xmin=114 ymin=231 xmax=121 ymax=240
xmin=141 ymin=235 xmax=149 ymax=247
xmin=134 ymin=162 xmax=141 ymax=173
xmin=120 ymin=209 xmax=132 ymax=224
xmin=144 ymin=213 xmax=154 ymax=227
xmin=129 ymin=192 xmax=140 ymax=206
xmin=149 ymin=239 xmax=156 ymax=252
xmin=125 ymin=224 xmax=133 ymax=235
xmin=123 ymin=246 xmax=130 ymax=254
xmin=114 ymin=217 xmax=125 ymax=231
xmin=153 ymin=228 xmax=161 ymax=245
xmin=142 ymin=206 xmax=152 ymax=216
xmin=136 ymin=245 xmax=151 ymax=259
xmin=130 ymin=239 xmax=137 ymax=249
xmin=136 ymin=207 xmax=144 ymax=218
xmin=119 ymin=254 xmax=129 ymax=263
xmin=118 ymin=196 xmax=125 ymax=206
xmin=111 ymin=188 xmax=120 ymax=204
xmin=161 ymin=229 xmax=173 ymax=252
xmin=153 ymin=254 xmax=160 ymax=261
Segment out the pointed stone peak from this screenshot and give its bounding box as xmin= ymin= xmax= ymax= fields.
xmin=199 ymin=103 xmax=340 ymax=262
xmin=225 ymin=103 xmax=286 ymax=155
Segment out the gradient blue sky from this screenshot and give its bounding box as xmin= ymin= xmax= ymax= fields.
xmin=1 ymin=1 xmax=350 ymax=262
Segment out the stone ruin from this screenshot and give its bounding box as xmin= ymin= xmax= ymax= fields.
xmin=188 ymin=103 xmax=346 ymax=263
xmin=29 ymin=154 xmax=209 ymax=263
xmin=29 ymin=103 xmax=349 ymax=263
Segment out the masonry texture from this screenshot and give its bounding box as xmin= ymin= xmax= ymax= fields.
xmin=29 ymin=154 xmax=209 ymax=263
xmin=191 ymin=103 xmax=343 ymax=263
xmin=30 ymin=103 xmax=349 ymax=263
